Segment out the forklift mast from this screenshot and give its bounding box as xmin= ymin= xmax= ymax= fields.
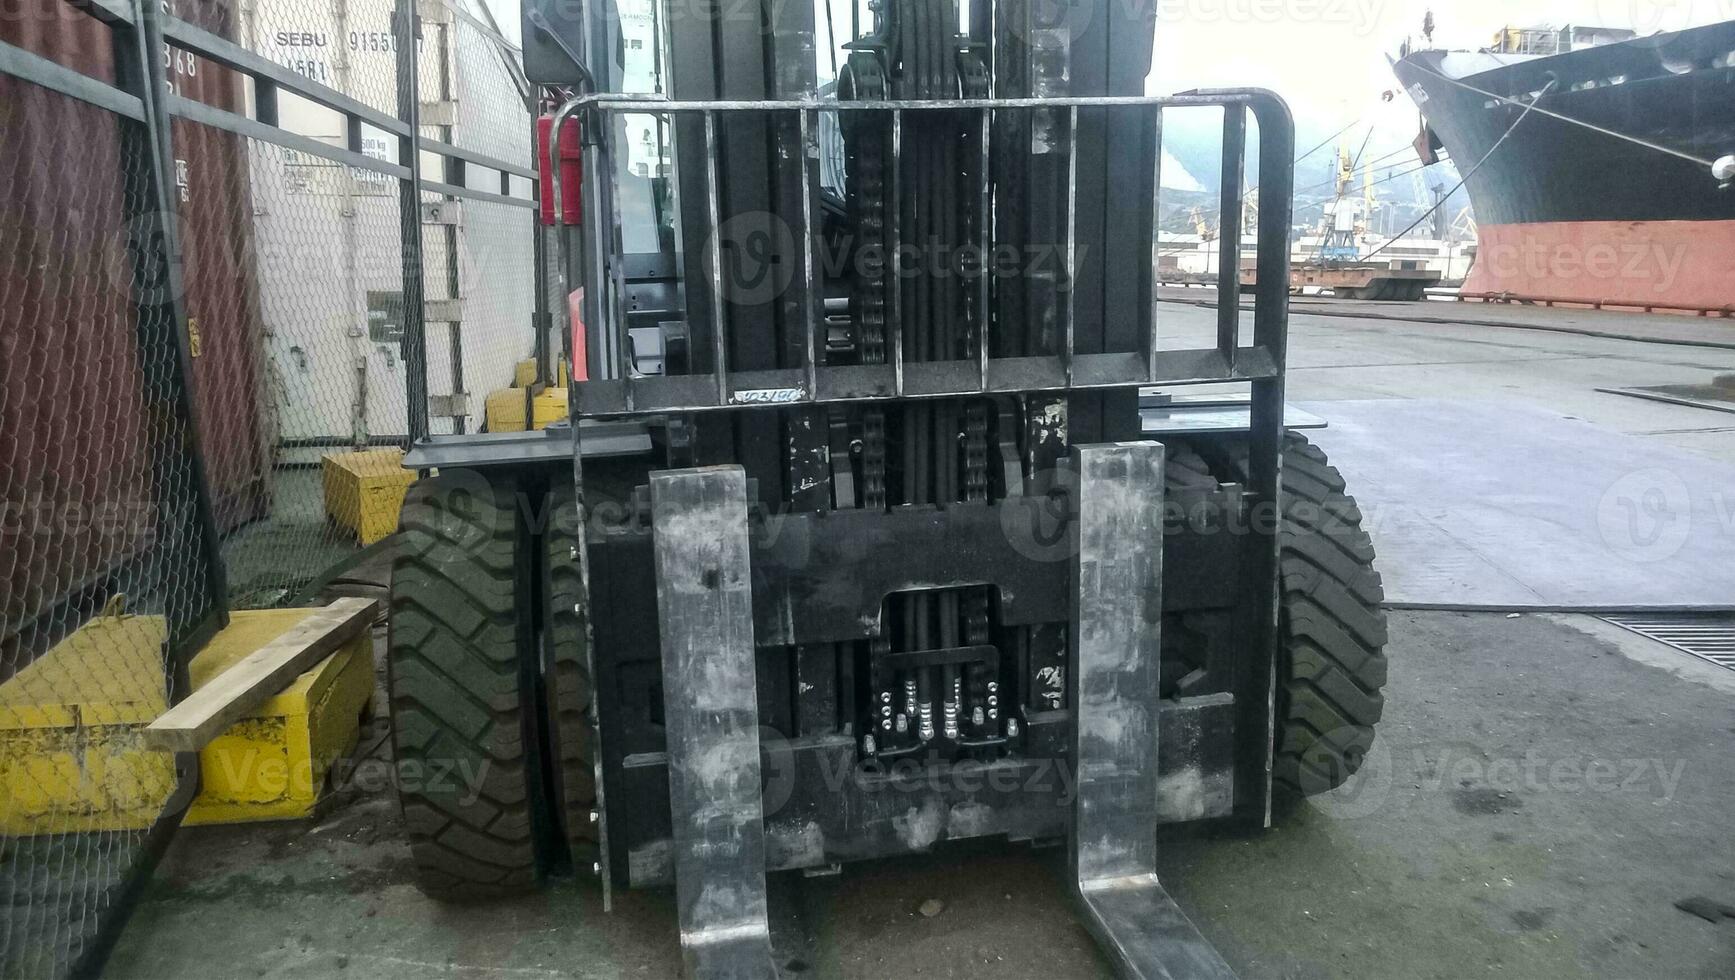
xmin=509 ymin=0 xmax=1303 ymax=974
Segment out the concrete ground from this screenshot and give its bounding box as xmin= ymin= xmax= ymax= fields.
xmin=106 ymin=308 xmax=1735 ymax=978
xmin=1274 ymin=305 xmax=1735 ymax=461
xmin=1151 ymin=294 xmax=1735 ymax=462
xmin=105 ymin=611 xmax=1735 ymax=980
xmin=221 ymin=468 xmax=365 ymax=609
xmin=1161 ymin=286 xmax=1735 ymax=351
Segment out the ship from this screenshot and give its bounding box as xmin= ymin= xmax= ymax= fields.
xmin=1392 ymin=20 xmax=1735 ymax=313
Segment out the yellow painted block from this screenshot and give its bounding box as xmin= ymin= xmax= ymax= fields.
xmin=485 ymin=385 xmax=569 ymax=432
xmin=184 ymin=619 xmax=373 ymax=826
xmin=485 ymin=388 xmax=526 ymax=432
xmin=0 ymin=608 xmax=374 ymax=834
xmin=513 ymin=358 xmax=572 ymax=388
xmin=0 ymin=614 xmax=169 ymax=731
xmin=322 ymin=448 xmax=416 ymax=545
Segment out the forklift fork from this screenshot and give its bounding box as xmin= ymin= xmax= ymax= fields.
xmin=1069 ymin=444 xmax=1236 ymax=980
xmin=650 ymin=446 xmax=1235 ymax=979
xmin=651 ymin=466 xmax=778 ymax=978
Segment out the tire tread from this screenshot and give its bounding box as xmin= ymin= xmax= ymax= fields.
xmin=388 ymin=473 xmax=540 ymax=900
xmin=1213 ymin=434 xmax=1390 ymax=798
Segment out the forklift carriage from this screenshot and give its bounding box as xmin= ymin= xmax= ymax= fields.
xmin=387 ymin=1 xmax=1390 ymax=976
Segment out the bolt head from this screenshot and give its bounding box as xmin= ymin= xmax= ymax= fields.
xmin=1716 ymin=155 xmax=1735 ymax=182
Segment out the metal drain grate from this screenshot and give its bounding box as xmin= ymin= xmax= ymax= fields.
xmin=1603 ymin=615 xmax=1735 ymax=672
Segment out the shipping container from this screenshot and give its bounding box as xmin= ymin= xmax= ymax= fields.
xmin=172 ymin=0 xmax=273 ymax=529
xmin=1 ymin=0 xmax=269 ymax=653
xmin=240 ymin=0 xmax=535 ymax=450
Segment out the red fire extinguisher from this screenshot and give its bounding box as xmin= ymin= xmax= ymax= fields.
xmin=538 ymin=113 xmax=587 ymax=380
xmin=537 ymin=113 xmax=582 ymax=227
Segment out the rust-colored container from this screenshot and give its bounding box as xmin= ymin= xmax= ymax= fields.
xmin=0 ymin=0 xmax=269 ymax=651
xmin=167 ymin=0 xmax=273 ymax=531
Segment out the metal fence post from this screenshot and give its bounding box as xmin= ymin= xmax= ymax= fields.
xmin=61 ymin=3 xmax=231 ymax=974
xmin=397 ymin=0 xmax=429 ymax=443
xmin=2 ymin=3 xmax=539 ymax=973
xmin=115 ymin=0 xmax=230 ymax=659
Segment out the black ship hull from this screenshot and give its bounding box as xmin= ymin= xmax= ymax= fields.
xmin=1394 ymin=21 xmax=1735 ymax=311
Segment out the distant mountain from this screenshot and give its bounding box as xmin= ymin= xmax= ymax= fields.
xmin=1158 ymin=109 xmax=1475 ymax=238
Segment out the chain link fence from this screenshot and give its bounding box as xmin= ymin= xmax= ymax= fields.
xmin=1 ymin=4 xmax=228 ymax=973
xmin=418 ymin=1 xmax=542 ymax=438
xmin=217 ymin=0 xmax=540 ymax=605
xmin=0 ymin=0 xmax=540 ymax=972
xmin=219 ymin=0 xmax=412 ymax=606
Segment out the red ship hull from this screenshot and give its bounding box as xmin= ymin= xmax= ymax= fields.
xmin=1464 ymin=219 xmax=1735 ymax=314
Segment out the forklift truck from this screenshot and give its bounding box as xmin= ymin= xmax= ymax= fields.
xmin=387 ymin=1 xmax=1389 ymax=975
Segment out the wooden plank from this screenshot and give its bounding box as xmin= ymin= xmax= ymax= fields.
xmin=142 ymin=598 xmax=378 ymax=752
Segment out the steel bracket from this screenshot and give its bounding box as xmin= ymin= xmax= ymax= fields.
xmin=650 ymin=466 xmax=779 ymax=979
xmin=426 ymin=392 xmax=469 ymax=417
xmin=419 ymin=99 xmax=459 ymax=126
xmin=1070 ymin=443 xmax=1237 ymax=980
xmin=421 ymin=200 xmax=462 ymax=225
xmin=424 ymin=298 xmax=463 ymax=322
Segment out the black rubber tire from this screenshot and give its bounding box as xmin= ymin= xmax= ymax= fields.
xmin=387 ymin=470 xmax=541 ymax=899
xmin=1159 ymin=445 xmax=1228 ymax=694
xmin=1164 ymin=442 xmax=1220 ymax=493
xmin=1263 ymin=434 xmax=1389 ymax=797
xmin=542 ymin=482 xmax=598 ymax=869
xmin=1199 ymin=433 xmax=1389 ymax=798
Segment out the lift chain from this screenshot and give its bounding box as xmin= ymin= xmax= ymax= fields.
xmin=964 ymin=402 xmax=989 ymax=504
xmin=958 ymin=46 xmax=989 ymax=365
xmin=841 ymin=51 xmax=889 ymax=369
xmin=861 ymin=409 xmax=887 ymax=511
xmin=958 ymin=49 xmax=995 ymax=738
xmin=841 ymin=49 xmax=891 ymax=520
xmin=957 ymin=48 xmax=992 ymax=510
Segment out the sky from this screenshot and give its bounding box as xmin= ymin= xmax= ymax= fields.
xmin=484 ymin=0 xmax=1734 ymax=187
xmin=1146 ymin=0 xmax=1735 ymax=141
xmin=489 ymin=0 xmax=1734 ymax=127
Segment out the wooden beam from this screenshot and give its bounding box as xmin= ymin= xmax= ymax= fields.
xmin=142 ymin=598 xmax=378 ymax=752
